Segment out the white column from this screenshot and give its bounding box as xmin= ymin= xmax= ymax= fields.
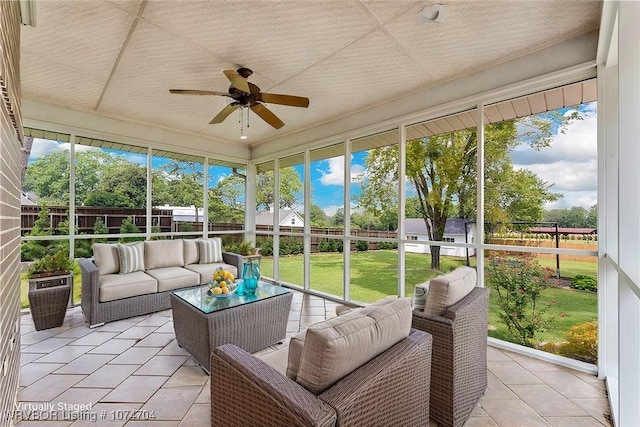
xmin=476 ymin=104 xmax=485 ymax=287
xmin=398 ymin=126 xmax=406 ymax=298
xmin=69 ymin=134 xmax=76 ymax=259
xmin=245 ymin=161 xmax=256 ymax=244
xmin=203 ymin=158 xmax=209 ymax=238
xmin=146 ymin=147 xmax=152 ymax=240
xmin=273 ymin=158 xmax=280 ymax=280
xmin=343 ymin=139 xmax=351 ymax=301
xmin=303 ymin=150 xmax=311 ymax=290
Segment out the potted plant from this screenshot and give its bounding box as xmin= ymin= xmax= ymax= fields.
xmin=26 ymin=251 xmax=74 ymax=279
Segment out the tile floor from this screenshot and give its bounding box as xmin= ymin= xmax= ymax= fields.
xmin=15 ymin=289 xmax=611 ymax=426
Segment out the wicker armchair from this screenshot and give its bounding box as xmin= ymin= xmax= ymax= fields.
xmin=411 ymin=287 xmax=489 ymax=427
xmin=210 ymin=329 xmax=433 ymax=427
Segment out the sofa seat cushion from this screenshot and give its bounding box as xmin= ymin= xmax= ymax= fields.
xmin=146 ymin=267 xmax=199 ymax=292
xmin=424 ymin=266 xmax=477 ymax=316
xmin=183 ymin=263 xmax=238 ymax=285
xmin=145 ymin=240 xmax=185 ymax=269
xmin=99 ymin=271 xmax=157 ymax=302
xmin=293 ymin=297 xmax=412 ymax=394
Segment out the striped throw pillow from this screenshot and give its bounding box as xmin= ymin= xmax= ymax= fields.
xmin=117 ymin=242 xmax=145 ymax=274
xmin=198 ymin=238 xmax=223 ymax=264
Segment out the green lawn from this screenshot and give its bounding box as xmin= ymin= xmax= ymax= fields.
xmin=261 ymin=250 xmax=597 ymax=344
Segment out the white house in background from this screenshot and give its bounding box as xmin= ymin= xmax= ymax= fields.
xmin=159 ymin=204 xmax=204 ymax=222
xmin=403 ymin=218 xmax=476 ymax=257
xmin=255 ymin=209 xmax=304 ymax=228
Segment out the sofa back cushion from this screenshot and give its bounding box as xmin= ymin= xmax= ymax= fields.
xmin=93 ymin=243 xmax=120 ymax=276
xmin=198 ymin=238 xmax=223 ymax=264
xmin=293 ymin=297 xmax=412 ymax=394
xmin=144 ymin=240 xmax=185 ymax=270
xmin=117 ymin=242 xmax=145 ymax=274
xmin=183 ymin=239 xmax=199 ymax=265
xmin=424 ymin=266 xmax=477 ymax=316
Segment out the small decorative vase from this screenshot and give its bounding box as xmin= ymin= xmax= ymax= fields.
xmin=241 ymin=256 xmax=261 ymax=296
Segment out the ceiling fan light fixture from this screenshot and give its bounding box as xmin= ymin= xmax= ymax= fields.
xmin=418 ymin=4 xmax=445 ymax=24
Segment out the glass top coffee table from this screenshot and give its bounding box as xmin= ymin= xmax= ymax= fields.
xmin=170 ymin=281 xmax=292 ymax=372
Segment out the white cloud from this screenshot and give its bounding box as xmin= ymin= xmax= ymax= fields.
xmin=322 ymin=203 xmax=360 ymax=217
xmin=29 ymin=138 xmax=65 ymax=159
xmin=511 ymin=108 xmax=597 ymax=208
xmin=317 ymin=156 xmax=366 ymax=186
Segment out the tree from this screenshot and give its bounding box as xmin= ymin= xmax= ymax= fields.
xmin=358 ymin=114 xmax=571 ymax=270
xmin=118 ymin=216 xmax=143 ymax=243
xmin=160 ymin=161 xmax=204 ymax=221
xmin=330 ymin=208 xmax=345 ymax=227
xmin=86 ymin=162 xmax=148 ymax=208
xmin=256 ymin=167 xmax=303 ymax=210
xmin=209 ymin=174 xmax=245 ymax=223
xmin=308 ymin=204 xmax=330 ymax=228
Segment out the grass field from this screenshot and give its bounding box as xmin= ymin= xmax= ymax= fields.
xmin=260 ymin=250 xmax=597 ymax=344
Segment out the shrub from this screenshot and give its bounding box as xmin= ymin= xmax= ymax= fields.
xmin=224 ymin=241 xmax=254 ymax=256
xmin=118 ymin=216 xmax=143 ymax=243
xmin=486 ymin=252 xmax=556 ymax=347
xmin=571 ymin=275 xmax=597 ymax=292
xmin=179 ymin=222 xmax=194 ymax=232
xmin=27 ymin=251 xmax=75 ymax=278
xmin=559 ymin=321 xmax=598 ymax=364
xmin=378 ymin=241 xmax=398 ymax=250
xmin=258 ymin=238 xmax=273 ymax=256
xmin=356 ymin=240 xmax=369 ymax=251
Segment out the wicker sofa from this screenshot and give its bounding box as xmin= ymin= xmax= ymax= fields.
xmin=411 ymin=267 xmax=489 ymax=427
xmin=210 ymin=298 xmax=433 ymax=426
xmin=80 ymin=238 xmax=242 ymax=327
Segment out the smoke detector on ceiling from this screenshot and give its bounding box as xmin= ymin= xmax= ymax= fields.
xmin=418 ymin=4 xmax=445 ymax=24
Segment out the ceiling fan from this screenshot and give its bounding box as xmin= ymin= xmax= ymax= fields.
xmin=169 ymin=67 xmax=309 ymax=130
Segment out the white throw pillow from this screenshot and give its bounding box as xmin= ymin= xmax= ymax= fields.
xmin=117 ymin=242 xmax=145 ymax=274
xmin=198 ymin=238 xmax=223 ymax=264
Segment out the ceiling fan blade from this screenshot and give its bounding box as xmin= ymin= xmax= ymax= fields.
xmin=258 ymin=93 xmax=309 ymax=108
xmin=210 ymin=103 xmax=240 ymax=124
xmin=251 ymin=103 xmax=285 ymax=129
xmin=223 ymin=69 xmax=250 ymax=93
xmin=169 ymin=89 xmax=230 ymax=97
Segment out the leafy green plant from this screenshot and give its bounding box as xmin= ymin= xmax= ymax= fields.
xmin=258 ymin=238 xmax=273 ymax=256
xmin=486 ymin=252 xmax=556 ymax=346
xmin=571 ymin=275 xmax=597 ymax=292
xmin=118 ymin=216 xmax=143 ymax=243
xmin=356 ymin=240 xmax=369 ymax=251
xmin=26 ymin=251 xmax=74 ymax=278
xmin=558 ymin=321 xmax=598 ymax=364
xmin=223 ymin=241 xmax=255 ymax=256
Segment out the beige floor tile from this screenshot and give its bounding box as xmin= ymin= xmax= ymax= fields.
xmin=19 ymin=374 xmax=86 ymax=402
xmin=544 ymin=416 xmax=607 ymax=427
xmin=22 ymin=337 xmax=77 ymax=354
xmin=488 ymin=361 xmax=544 ymax=385
xmin=287 ymin=320 xmax=301 ymax=333
xmin=20 ymin=353 xmax=43 ymax=366
xmin=135 ymin=316 xmax=170 ymax=328
xmin=178 ymin=403 xmax=210 ymax=427
xmin=51 ymin=387 xmax=111 ymax=407
xmin=115 ymin=327 xmax=158 ymax=340
xmin=156 ymin=340 xmax=190 ymax=357
xmin=93 ymin=320 xmax=138 ymax=333
xmin=300 ymin=315 xmax=326 ymax=328
xmin=54 ymin=326 xmax=95 ymax=339
xmin=470 ymin=404 xmax=489 ymax=417
xmin=15 ymin=421 xmax=73 ymax=426
xmin=54 ymin=354 xmax=116 ymax=375
xmin=101 ymin=376 xmax=168 ymax=403
xmin=36 ymin=345 xmax=95 ymax=364
xmin=108 ymin=347 xmax=160 ymax=365
xmin=194 ymin=384 xmax=210 ymax=404
xmin=481 ymin=373 xmax=519 ymax=400
xmin=509 ymin=384 xmax=588 ymax=417
xmin=288 ymin=310 xmax=301 ymax=321
xmin=125 ymin=422 xmax=179 ymax=427
xmin=134 ymin=355 xmax=189 ymax=376
xmin=88 ymin=339 xmax=137 ymax=355
xmin=463 ymin=417 xmax=499 ymax=427
xmin=480 ymin=399 xmax=551 ymax=427
xmin=534 ymin=371 xmax=605 ymax=399
xmin=134 ymin=334 xmax=176 ymax=348
xmin=508 ymin=352 xmax=566 ymax=372
xmin=486 ymin=346 xmax=513 ymax=362
xmin=75 ymin=364 xmax=140 ymax=388
xmin=20 ymin=362 xmax=66 ymax=387
xmin=69 ymin=402 xmax=141 ymax=427
xmin=70 ymin=332 xmax=119 ymax=347
xmin=163 ymin=366 xmax=209 ymax=388
xmin=300 ymin=306 xmax=327 ymax=316
xmin=154 ymin=322 xmax=175 ymax=334
xmin=21 ymin=330 xmax=56 ymax=345
xmin=139 ymin=386 xmax=201 ymax=420
xmin=569 ymin=398 xmax=612 ymax=426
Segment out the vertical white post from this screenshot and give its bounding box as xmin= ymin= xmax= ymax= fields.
xmin=343 ymin=139 xmax=351 ymax=302
xmin=245 ymin=162 xmax=257 ymax=245
xmin=617 ymin=2 xmax=640 ymax=424
xmin=398 ymin=126 xmax=406 ymax=298
xmin=203 ymin=158 xmax=209 ymax=238
xmin=476 ymin=104 xmax=485 ymax=287
xmin=303 ymin=150 xmax=311 ymax=290
xmin=146 ymin=147 xmax=152 ymax=240
xmin=273 ymin=158 xmax=280 ymax=281
xmin=69 ymin=134 xmax=76 ymax=259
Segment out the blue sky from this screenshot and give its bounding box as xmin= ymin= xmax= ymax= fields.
xmin=27 ymin=101 xmax=596 ymax=215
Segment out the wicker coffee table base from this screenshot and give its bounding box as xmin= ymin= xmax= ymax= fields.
xmin=170 ymin=291 xmax=293 ymax=372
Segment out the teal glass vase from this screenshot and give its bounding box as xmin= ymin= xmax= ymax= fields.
xmin=241 ymin=256 xmax=261 ymax=296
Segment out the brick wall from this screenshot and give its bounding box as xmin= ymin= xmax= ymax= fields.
xmin=0 ymin=2 xmax=22 ymax=426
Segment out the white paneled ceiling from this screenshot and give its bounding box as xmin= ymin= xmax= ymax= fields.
xmin=21 ymin=0 xmax=601 ymax=149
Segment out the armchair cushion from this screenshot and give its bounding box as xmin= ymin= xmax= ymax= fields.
xmin=423 ymin=266 xmax=477 ymax=316
xmin=294 ymin=297 xmax=412 ymax=394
